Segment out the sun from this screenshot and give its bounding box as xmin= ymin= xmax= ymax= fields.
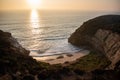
xmin=27 ymin=0 xmax=41 ymax=9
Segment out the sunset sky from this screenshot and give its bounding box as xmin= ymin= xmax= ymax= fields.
xmin=0 ymin=0 xmax=119 ymax=11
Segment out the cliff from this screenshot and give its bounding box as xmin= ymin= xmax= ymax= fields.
xmin=68 ymin=15 xmax=120 ymax=69
xmin=93 ymin=29 xmax=120 ymax=69
xmin=0 ymin=30 xmax=30 ymax=56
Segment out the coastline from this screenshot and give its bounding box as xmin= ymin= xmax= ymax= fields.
xmin=33 ymin=50 xmax=89 ymax=64
xmin=1 ymin=14 xmax=120 ymax=80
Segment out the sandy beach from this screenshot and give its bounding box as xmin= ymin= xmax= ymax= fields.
xmin=33 ymin=50 xmax=89 ymax=64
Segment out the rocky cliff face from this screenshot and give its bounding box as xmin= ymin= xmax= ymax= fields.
xmin=93 ymin=29 xmax=120 ymax=69
xmin=0 ymin=30 xmax=29 ymax=56
xmin=0 ymin=30 xmax=41 ymax=79
xmin=68 ymin=15 xmax=120 ymax=69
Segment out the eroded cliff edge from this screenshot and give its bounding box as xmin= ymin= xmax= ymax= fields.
xmin=68 ymin=15 xmax=120 ymax=69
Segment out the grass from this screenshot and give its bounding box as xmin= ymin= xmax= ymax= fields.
xmin=69 ymin=51 xmax=111 ymax=71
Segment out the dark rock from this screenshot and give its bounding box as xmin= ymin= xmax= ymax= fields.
xmin=68 ymin=15 xmax=120 ymax=48
xmin=66 ymin=54 xmax=73 ymax=57
xmin=68 ymin=15 xmax=120 ymax=69
xmin=57 ymin=56 xmax=64 ymax=59
xmin=64 ymin=61 xmax=69 ymax=64
xmin=0 ymin=30 xmax=29 ymax=56
xmin=0 ymin=30 xmax=40 ymax=77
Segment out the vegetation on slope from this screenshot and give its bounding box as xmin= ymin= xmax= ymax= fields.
xmin=69 ymin=51 xmax=111 ymax=72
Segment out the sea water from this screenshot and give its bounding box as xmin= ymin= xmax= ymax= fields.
xmin=0 ymin=10 xmax=119 ymax=58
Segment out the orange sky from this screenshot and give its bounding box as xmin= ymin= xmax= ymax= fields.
xmin=0 ymin=0 xmax=119 ymax=11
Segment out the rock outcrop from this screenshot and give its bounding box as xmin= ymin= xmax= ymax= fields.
xmin=68 ymin=15 xmax=120 ymax=69
xmin=93 ymin=29 xmax=120 ymax=69
xmin=0 ymin=30 xmax=29 ymax=56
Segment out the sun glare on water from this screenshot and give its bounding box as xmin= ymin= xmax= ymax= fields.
xmin=27 ymin=0 xmax=41 ymax=9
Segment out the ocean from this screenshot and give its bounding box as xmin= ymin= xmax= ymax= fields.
xmin=0 ymin=10 xmax=119 ymax=59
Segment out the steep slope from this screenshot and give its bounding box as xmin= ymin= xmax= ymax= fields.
xmin=68 ymin=15 xmax=120 ymax=69
xmin=0 ymin=30 xmax=52 ymax=80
